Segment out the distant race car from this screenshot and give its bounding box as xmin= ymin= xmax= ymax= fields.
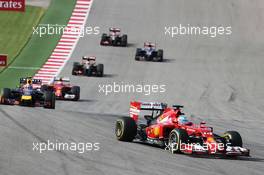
xmin=41 ymin=77 xmax=80 ymax=101
xmin=0 ymin=77 xmax=55 ymax=109
xmin=100 ymin=28 xmax=128 ymax=47
xmin=115 ymin=101 xmax=250 ymax=157
xmin=135 ymin=42 xmax=163 ymax=61
xmin=72 ymin=56 xmax=104 ymax=77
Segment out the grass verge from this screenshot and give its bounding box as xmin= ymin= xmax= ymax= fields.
xmin=0 ymin=0 xmax=77 ymax=89
xmin=0 ymin=6 xmax=45 ymax=72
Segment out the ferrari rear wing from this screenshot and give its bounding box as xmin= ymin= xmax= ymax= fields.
xmin=130 ymin=101 xmax=167 ymax=121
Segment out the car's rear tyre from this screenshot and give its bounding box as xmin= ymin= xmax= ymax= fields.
xmin=72 ymin=69 xmax=77 ymax=75
xmin=44 ymin=91 xmax=55 ymax=109
xmin=157 ymin=49 xmax=163 ymax=62
xmin=121 ymin=34 xmax=127 ymax=47
xmin=2 ymin=88 xmax=11 ymax=98
xmin=71 ymin=86 xmax=80 ymax=101
xmin=115 ymin=117 xmax=137 ymax=142
xmin=41 ymin=85 xmax=48 ymax=92
xmin=100 ymin=33 xmax=107 ymax=45
xmin=96 ymin=64 xmax=104 ymax=77
xmin=168 ymin=129 xmax=189 ymax=154
xmin=1 ymin=88 xmax=11 ymax=104
xmin=73 ymin=62 xmax=79 ymax=67
xmin=135 ymin=48 xmax=141 ymax=61
xmin=223 ymin=131 xmax=242 ymax=147
xmin=72 ymin=62 xmax=80 ymax=75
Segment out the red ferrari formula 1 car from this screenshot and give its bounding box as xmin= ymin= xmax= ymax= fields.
xmin=115 ymin=101 xmax=250 ymax=157
xmin=41 ymin=77 xmax=80 ymax=101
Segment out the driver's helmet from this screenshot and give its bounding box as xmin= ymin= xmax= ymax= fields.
xmin=87 ymin=56 xmax=96 ymax=65
xmin=82 ymin=56 xmax=89 ymax=64
xmin=27 ymin=78 xmax=32 ymax=84
xmin=56 ymin=78 xmax=63 ymax=85
xmin=24 ymin=80 xmax=33 ymax=90
xmin=145 ymin=43 xmax=153 ymax=50
xmin=178 ymin=115 xmax=189 ymax=125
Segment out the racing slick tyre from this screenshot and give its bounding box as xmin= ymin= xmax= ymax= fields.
xmin=73 ymin=62 xmax=79 ymax=67
xmin=135 ymin=48 xmax=141 ymax=61
xmin=115 ymin=117 xmax=137 ymax=142
xmin=72 ymin=62 xmax=79 ymax=75
xmin=96 ymin=64 xmax=104 ymax=77
xmin=3 ymin=88 xmax=11 ymax=98
xmin=44 ymin=91 xmax=55 ymax=109
xmin=223 ymin=131 xmax=243 ymax=147
xmin=72 ymin=69 xmax=77 ymax=75
xmin=100 ymin=33 xmax=107 ymax=45
xmin=1 ymin=88 xmax=11 ymax=104
xmin=121 ymin=34 xmax=127 ymax=47
xmin=71 ymin=86 xmax=80 ymax=101
xmin=41 ymin=85 xmax=48 ymax=92
xmin=157 ymin=49 xmax=163 ymax=62
xmin=168 ymin=129 xmax=189 ymax=154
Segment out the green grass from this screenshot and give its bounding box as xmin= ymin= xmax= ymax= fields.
xmin=0 ymin=0 xmax=77 ymax=89
xmin=0 ymin=6 xmax=45 ymax=71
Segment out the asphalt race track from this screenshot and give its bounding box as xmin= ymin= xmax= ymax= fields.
xmin=1 ymin=0 xmax=264 ymax=175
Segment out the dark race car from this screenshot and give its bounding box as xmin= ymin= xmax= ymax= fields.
xmin=41 ymin=77 xmax=80 ymax=101
xmin=115 ymin=101 xmax=250 ymax=157
xmin=0 ymin=77 xmax=55 ymax=109
xmin=100 ymin=28 xmax=127 ymax=47
xmin=135 ymin=42 xmax=163 ymax=61
xmin=72 ymin=56 xmax=104 ymax=77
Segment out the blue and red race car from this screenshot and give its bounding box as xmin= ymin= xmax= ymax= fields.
xmin=135 ymin=42 xmax=163 ymax=61
xmin=0 ymin=77 xmax=55 ymax=109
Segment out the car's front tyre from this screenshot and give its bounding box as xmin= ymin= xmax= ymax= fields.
xmin=223 ymin=131 xmax=243 ymax=147
xmin=168 ymin=129 xmax=189 ymax=154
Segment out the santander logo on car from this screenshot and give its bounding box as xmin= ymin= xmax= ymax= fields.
xmin=0 ymin=0 xmax=25 ymax=12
